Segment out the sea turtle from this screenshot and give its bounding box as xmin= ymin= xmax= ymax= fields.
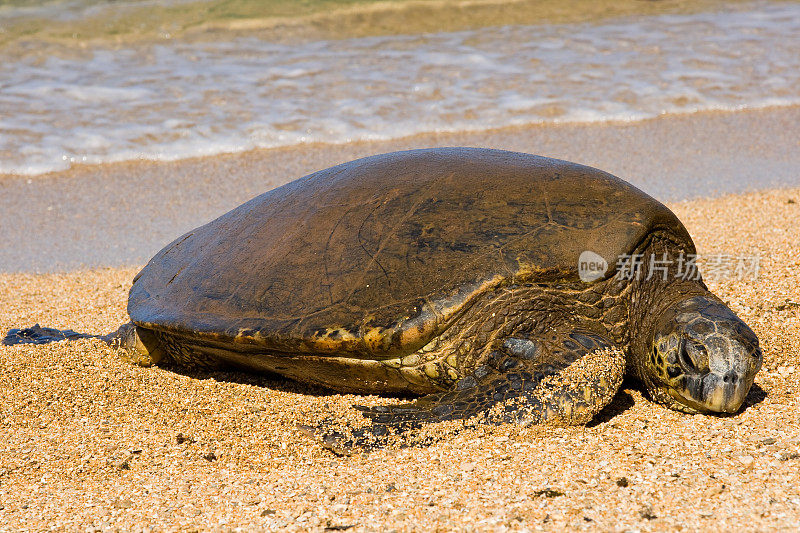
xmin=8 ymin=148 xmax=762 ymax=446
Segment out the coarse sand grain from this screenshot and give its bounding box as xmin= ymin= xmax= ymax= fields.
xmin=0 ymin=187 xmax=799 ymax=531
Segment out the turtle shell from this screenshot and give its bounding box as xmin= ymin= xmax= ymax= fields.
xmin=128 ymin=147 xmax=694 ymax=358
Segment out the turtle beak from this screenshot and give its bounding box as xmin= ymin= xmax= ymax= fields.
xmin=668 ymin=371 xmax=753 ymax=414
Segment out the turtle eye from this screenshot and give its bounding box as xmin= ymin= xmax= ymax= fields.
xmin=678 ymin=339 xmax=709 ymax=373
xmin=678 ymin=340 xmax=696 ymax=372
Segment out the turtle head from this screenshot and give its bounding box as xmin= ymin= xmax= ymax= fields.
xmin=643 ymin=295 xmax=761 ymax=414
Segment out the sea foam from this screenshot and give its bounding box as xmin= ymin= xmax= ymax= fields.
xmin=1 ymin=1 xmax=798 ymax=175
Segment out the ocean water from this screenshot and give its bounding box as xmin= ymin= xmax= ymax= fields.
xmin=1 ymin=1 xmax=798 ymax=175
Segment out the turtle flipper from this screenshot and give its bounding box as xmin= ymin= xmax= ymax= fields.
xmin=3 ymin=322 xmax=166 ymax=367
xmin=313 ymin=329 xmax=626 ymax=453
xmin=3 ymin=324 xmax=101 ymax=345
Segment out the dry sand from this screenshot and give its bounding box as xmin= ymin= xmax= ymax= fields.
xmin=1 ymin=182 xmax=799 ymax=530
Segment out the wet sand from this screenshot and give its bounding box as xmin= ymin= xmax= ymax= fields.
xmin=2 ymin=106 xmax=799 ymax=272
xmin=1 ymin=107 xmax=799 ymax=529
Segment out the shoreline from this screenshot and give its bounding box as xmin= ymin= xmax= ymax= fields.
xmin=2 ymin=106 xmax=799 ymax=273
xmin=4 ymin=103 xmax=798 ymax=182
xmin=0 ymin=185 xmax=798 ymax=530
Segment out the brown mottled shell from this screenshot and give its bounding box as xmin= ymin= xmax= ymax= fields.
xmin=128 ymin=148 xmax=693 ymax=358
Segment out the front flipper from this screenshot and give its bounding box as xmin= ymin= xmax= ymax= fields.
xmin=311 ymin=329 xmax=625 ymax=454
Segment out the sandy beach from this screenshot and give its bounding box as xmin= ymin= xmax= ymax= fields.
xmin=1 ymin=105 xmax=799 ymax=530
